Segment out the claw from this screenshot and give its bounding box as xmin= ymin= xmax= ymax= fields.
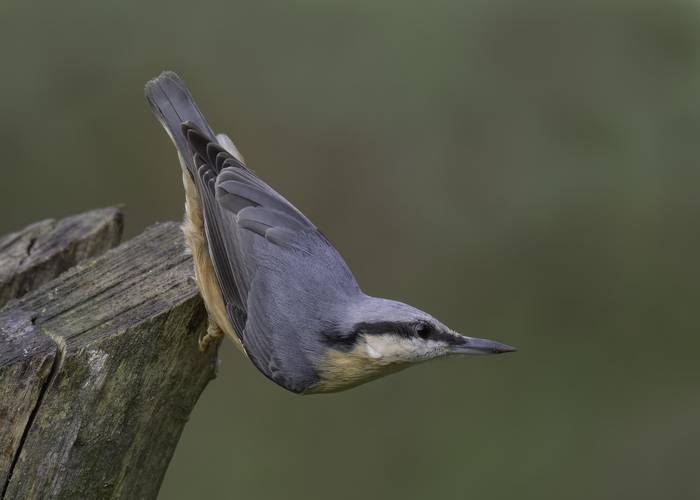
xmin=198 ymin=319 xmax=224 ymax=352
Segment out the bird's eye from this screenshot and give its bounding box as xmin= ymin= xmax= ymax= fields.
xmin=416 ymin=323 xmax=432 ymax=340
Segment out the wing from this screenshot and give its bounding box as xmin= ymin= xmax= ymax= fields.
xmin=146 ymin=71 xmax=359 ymax=392
xmin=183 ymin=124 xmax=359 ymax=391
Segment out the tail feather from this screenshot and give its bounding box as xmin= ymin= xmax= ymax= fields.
xmin=145 ymin=71 xmax=217 ymax=175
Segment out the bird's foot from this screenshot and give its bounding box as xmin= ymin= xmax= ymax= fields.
xmin=199 ymin=319 xmax=224 ymax=352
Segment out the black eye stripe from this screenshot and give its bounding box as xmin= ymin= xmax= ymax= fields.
xmin=352 ymin=321 xmax=413 ymax=337
xmin=324 ymin=320 xmax=456 ymax=353
xmin=412 ymin=322 xmax=457 ymax=343
xmin=321 ymin=325 xmax=358 ymax=352
xmin=352 ymin=321 xmax=437 ymax=340
xmin=416 ymin=322 xmax=432 ymax=339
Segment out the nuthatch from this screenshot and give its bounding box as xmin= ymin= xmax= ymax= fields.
xmin=145 ymin=71 xmax=516 ymax=394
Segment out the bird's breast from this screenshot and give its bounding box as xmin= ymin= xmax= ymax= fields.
xmin=181 ymin=169 xmax=245 ymax=352
xmin=309 ymin=342 xmax=408 ymax=393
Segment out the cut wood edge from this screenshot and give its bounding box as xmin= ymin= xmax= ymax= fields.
xmin=0 ymin=221 xmax=218 ymax=500
xmin=0 ymin=207 xmax=124 ymax=309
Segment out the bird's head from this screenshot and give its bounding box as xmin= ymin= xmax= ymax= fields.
xmin=311 ymin=296 xmax=516 ymax=393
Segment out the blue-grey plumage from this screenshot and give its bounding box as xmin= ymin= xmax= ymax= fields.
xmin=145 ymin=71 xmax=516 ymax=394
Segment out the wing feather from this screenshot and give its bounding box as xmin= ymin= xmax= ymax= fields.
xmin=147 ymin=71 xmax=358 ymax=392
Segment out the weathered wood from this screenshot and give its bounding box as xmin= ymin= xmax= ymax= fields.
xmin=0 ymin=220 xmax=217 ymax=500
xmin=0 ymin=207 xmax=124 ymax=308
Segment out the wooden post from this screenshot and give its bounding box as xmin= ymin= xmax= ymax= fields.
xmin=0 ymin=209 xmax=218 ymax=500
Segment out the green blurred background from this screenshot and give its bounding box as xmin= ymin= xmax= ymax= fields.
xmin=2 ymin=0 xmax=700 ymax=498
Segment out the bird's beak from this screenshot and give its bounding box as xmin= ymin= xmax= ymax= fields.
xmin=450 ymin=335 xmax=517 ymax=355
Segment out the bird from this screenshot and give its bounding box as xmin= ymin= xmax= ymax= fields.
xmin=145 ymin=71 xmax=516 ymax=394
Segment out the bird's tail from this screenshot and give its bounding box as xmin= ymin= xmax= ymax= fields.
xmin=146 ymin=71 xmax=245 ymax=172
xmin=145 ymin=71 xmax=220 ymax=175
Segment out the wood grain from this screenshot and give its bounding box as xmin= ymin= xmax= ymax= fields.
xmin=0 ymin=218 xmax=218 ymax=499
xmin=0 ymin=208 xmax=124 ymax=308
